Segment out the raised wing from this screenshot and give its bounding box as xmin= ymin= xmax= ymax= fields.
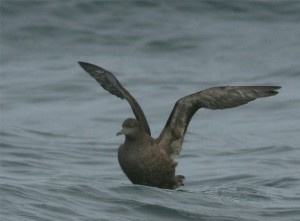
xmin=78 ymin=62 xmax=151 ymax=135
xmin=157 ymin=86 xmax=281 ymax=155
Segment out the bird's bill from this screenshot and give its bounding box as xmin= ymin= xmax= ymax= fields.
xmin=116 ymin=129 xmax=125 ymax=136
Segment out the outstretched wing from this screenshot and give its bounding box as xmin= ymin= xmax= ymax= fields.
xmin=78 ymin=61 xmax=151 ymax=135
xmin=157 ymin=86 xmax=281 ymax=155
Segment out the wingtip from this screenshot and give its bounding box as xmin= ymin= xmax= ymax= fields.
xmin=78 ymin=61 xmax=100 ymax=73
xmin=261 ymin=86 xmax=281 ymax=97
xmin=271 ymin=86 xmax=281 ymax=96
xmin=78 ymin=61 xmax=89 ymax=68
xmin=273 ymin=86 xmax=281 ymax=90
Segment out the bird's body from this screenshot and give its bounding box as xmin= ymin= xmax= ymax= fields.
xmin=79 ymin=61 xmax=280 ymax=190
xmin=117 ymin=118 xmax=184 ymax=189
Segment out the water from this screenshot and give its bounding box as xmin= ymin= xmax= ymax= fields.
xmin=1 ymin=1 xmax=300 ymax=220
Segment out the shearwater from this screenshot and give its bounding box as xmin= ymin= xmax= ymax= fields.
xmin=79 ymin=61 xmax=280 ymax=189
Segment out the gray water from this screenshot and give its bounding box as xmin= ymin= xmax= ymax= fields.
xmin=1 ymin=1 xmax=300 ymax=221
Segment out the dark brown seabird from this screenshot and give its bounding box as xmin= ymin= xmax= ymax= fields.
xmin=78 ymin=61 xmax=280 ymax=190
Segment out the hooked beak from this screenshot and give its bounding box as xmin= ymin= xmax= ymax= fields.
xmin=116 ymin=128 xmax=125 ymax=136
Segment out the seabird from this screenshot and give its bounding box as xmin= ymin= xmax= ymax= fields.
xmin=78 ymin=61 xmax=280 ymax=189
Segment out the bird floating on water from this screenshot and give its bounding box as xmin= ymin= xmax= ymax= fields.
xmin=78 ymin=61 xmax=280 ymax=189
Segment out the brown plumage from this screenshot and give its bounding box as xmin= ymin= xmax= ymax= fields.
xmin=78 ymin=61 xmax=280 ymax=189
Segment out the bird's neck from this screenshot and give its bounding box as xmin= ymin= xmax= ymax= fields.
xmin=124 ymin=132 xmax=152 ymax=147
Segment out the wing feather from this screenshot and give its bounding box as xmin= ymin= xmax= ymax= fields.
xmin=157 ymin=86 xmax=281 ymax=155
xmin=78 ymin=62 xmax=151 ymax=135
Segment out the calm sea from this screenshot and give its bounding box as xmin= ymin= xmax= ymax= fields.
xmin=1 ymin=1 xmax=300 ymax=221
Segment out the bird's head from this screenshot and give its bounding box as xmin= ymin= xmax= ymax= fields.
xmin=116 ymin=118 xmax=143 ymax=139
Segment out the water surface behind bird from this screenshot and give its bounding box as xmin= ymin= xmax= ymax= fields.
xmin=1 ymin=1 xmax=300 ymax=221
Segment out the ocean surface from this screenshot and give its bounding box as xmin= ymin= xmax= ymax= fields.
xmin=1 ymin=1 xmax=300 ymax=221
